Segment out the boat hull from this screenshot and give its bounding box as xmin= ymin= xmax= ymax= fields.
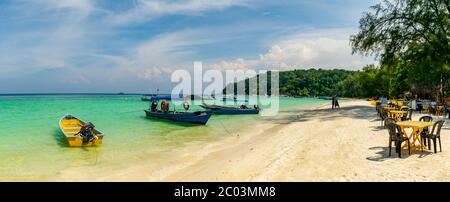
xmin=145 ymin=110 xmax=212 ymax=125
xmin=59 ymin=115 xmax=104 ymax=147
xmin=209 ymin=108 xmax=259 ymax=114
xmin=200 ymin=105 xmax=259 ymax=115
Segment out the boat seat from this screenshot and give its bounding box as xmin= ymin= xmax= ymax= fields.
xmin=66 ymin=132 xmax=80 ymax=136
xmin=64 ymin=126 xmax=81 ymax=129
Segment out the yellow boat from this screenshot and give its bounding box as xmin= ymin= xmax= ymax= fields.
xmin=59 ymin=115 xmax=104 ymax=147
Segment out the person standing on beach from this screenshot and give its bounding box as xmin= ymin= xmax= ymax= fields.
xmin=332 ymin=95 xmax=336 ymax=109
xmin=335 ymin=96 xmax=340 ymax=109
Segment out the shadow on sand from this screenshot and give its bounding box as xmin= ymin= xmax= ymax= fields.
xmin=264 ymin=105 xmax=377 ymax=125
xmin=367 ymin=146 xmax=434 ymax=162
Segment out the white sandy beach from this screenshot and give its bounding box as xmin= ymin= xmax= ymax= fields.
xmin=54 ymin=100 xmax=450 ymax=182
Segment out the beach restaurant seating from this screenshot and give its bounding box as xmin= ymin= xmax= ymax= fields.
xmin=401 ymin=109 xmax=413 ymax=121
xmin=419 ymin=116 xmax=433 ymax=147
xmin=435 ymin=106 xmax=445 ymax=116
xmin=376 ymin=102 xmax=382 ymax=119
xmin=421 ymin=120 xmax=445 ymax=153
xmin=388 ymin=103 xmax=397 ymax=108
xmin=400 ymin=106 xmax=410 ymax=111
xmin=422 ymin=104 xmax=431 ymax=114
xmin=387 ymin=118 xmax=410 ymax=158
xmin=380 ymin=108 xmax=389 ymax=127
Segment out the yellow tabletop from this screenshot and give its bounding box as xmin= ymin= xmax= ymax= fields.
xmin=383 ymin=106 xmax=397 ymax=111
xmin=396 ymin=121 xmax=434 ymax=128
xmin=390 ymin=110 xmax=407 ymax=114
xmin=389 ymin=110 xmax=407 ymax=121
xmin=396 ymin=121 xmax=435 ymax=152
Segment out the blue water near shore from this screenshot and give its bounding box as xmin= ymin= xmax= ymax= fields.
xmin=0 ymin=94 xmax=331 ymax=180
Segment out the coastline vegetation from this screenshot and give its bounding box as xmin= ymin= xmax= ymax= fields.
xmin=228 ymin=0 xmax=450 ymax=101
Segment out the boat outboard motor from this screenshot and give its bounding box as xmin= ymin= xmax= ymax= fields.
xmin=79 ymin=122 xmax=97 ymax=143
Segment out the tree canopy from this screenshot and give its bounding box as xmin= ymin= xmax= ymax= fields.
xmin=224 ymin=69 xmax=354 ymax=97
xmin=351 ymin=0 xmax=450 ymax=99
xmin=226 ymin=0 xmax=450 ymax=100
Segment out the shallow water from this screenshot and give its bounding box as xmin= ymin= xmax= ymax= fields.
xmin=0 ymin=95 xmax=331 ymax=181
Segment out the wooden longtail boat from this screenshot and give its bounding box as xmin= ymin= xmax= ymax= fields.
xmin=144 ymin=110 xmax=212 ymax=125
xmin=59 ymin=115 xmax=104 ymax=147
xmin=200 ymin=104 xmax=260 ymax=115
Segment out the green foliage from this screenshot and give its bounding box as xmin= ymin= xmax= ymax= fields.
xmin=225 ymin=65 xmax=438 ymax=98
xmin=336 ymin=65 xmax=392 ymax=98
xmin=351 ymin=0 xmax=450 ymax=100
xmin=226 ymin=69 xmax=354 ymax=97
xmin=226 ymin=0 xmax=450 ymax=100
xmin=277 ymin=69 xmax=354 ymax=96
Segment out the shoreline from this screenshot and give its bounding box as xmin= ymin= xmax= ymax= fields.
xmin=7 ymin=98 xmax=450 ymax=181
xmin=51 ymin=99 xmax=356 ymax=181
xmin=161 ymin=99 xmax=450 ymax=182
xmin=50 ymin=98 xmax=322 ymax=182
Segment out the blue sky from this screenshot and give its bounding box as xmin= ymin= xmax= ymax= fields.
xmin=0 ymin=0 xmax=377 ymax=93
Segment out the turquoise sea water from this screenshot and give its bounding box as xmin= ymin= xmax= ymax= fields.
xmin=0 ymin=95 xmax=331 ymax=181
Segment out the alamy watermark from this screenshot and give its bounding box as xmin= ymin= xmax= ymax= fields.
xmin=170 ymin=61 xmax=279 ymax=116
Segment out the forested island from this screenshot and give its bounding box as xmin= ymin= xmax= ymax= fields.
xmin=225 ymin=64 xmax=448 ymax=99
xmin=227 ymin=0 xmax=450 ymax=100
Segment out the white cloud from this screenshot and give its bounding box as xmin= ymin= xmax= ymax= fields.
xmin=0 ymin=0 xmax=97 ymax=76
xmin=207 ymin=28 xmax=376 ymax=71
xmin=0 ymin=1 xmax=376 ymax=92
xmin=109 ymin=0 xmax=250 ymax=25
xmin=135 ymin=29 xmax=214 ymax=65
xmin=210 ymin=58 xmax=255 ymax=71
xmin=119 ymin=27 xmax=375 ymax=81
xmin=0 ymin=0 xmax=250 ymax=78
xmin=113 ymin=29 xmax=219 ymax=80
xmin=43 ymin=0 xmax=93 ymax=11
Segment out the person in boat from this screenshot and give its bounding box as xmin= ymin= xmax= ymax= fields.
xmin=161 ymin=100 xmax=169 ymax=112
xmin=151 ymin=100 xmax=158 ymax=111
xmin=78 ymin=122 xmax=97 ymax=143
xmin=254 ymin=105 xmax=260 ymax=110
xmin=183 ymin=101 xmax=190 ymax=112
xmin=240 ymin=104 xmax=248 ymax=109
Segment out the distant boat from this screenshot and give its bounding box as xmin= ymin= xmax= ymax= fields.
xmin=141 ymin=94 xmax=171 ymax=101
xmin=141 ymin=96 xmax=152 ymax=101
xmin=141 ymin=94 xmax=183 ymax=102
xmin=200 ymin=104 xmax=259 ymax=115
xmin=144 ymin=110 xmax=213 ymax=125
xmin=59 ymin=115 xmax=105 ymax=147
xmin=221 ymin=95 xmax=236 ymax=101
xmin=182 ymin=94 xmax=214 ymax=101
xmin=220 ymin=95 xmax=249 ymax=103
